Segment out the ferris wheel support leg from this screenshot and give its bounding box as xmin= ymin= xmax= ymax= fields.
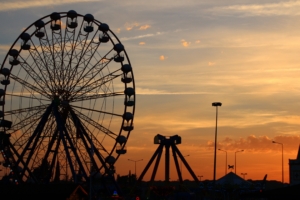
xmin=69 ymin=110 xmax=110 ymax=172
xmin=69 ymin=111 xmax=98 ymax=170
xmin=17 ymin=104 xmax=54 ymax=181
xmin=69 ymin=109 xmax=123 ymax=196
xmin=8 ymin=139 xmax=38 ymax=183
xmin=53 ymin=105 xmax=88 ymax=182
xmin=40 ymin=130 xmax=62 ymax=182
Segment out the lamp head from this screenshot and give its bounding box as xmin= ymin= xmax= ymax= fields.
xmin=212 ymin=102 xmax=222 ymax=107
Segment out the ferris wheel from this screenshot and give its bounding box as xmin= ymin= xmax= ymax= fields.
xmin=0 ymin=10 xmax=135 ymax=184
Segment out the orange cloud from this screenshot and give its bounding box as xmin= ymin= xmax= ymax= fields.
xmin=125 ymin=22 xmax=139 ymax=31
xmin=139 ymin=42 xmax=146 ymax=45
xmin=208 ymin=62 xmax=216 ymax=66
xmin=139 ymin=25 xmax=151 ymax=30
xmin=206 ymin=134 xmax=300 ymax=153
xmin=181 ymin=39 xmax=191 ymax=47
xmin=159 ymin=55 xmax=166 ymax=61
xmin=195 ymin=40 xmax=201 ymax=44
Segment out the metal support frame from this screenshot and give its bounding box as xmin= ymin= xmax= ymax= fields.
xmin=138 ymin=134 xmax=199 ymax=183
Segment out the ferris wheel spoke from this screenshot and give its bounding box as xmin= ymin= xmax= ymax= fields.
xmin=51 ymin=29 xmax=64 ymax=89
xmin=15 ymin=114 xmax=55 ymax=148
xmin=7 ymin=104 xmax=49 ymax=135
xmin=61 ymin=19 xmax=86 ymax=88
xmin=68 ymin=51 xmax=114 ymax=95
xmin=72 ymin=91 xmax=123 ymax=102
xmin=60 ymin=28 xmax=79 ymax=88
xmin=9 ymin=74 xmax=51 ymax=99
xmin=26 ymin=43 xmax=56 ymax=91
xmin=17 ymin=60 xmax=52 ymax=92
xmin=72 ymin=109 xmax=117 ymax=137
xmin=12 ymin=119 xmax=41 ymax=149
xmin=70 ymin=112 xmax=110 ymax=154
xmin=68 ymin=33 xmax=103 ymax=86
xmin=64 ymin=28 xmax=99 ymax=91
xmin=38 ymin=29 xmax=62 ymax=90
xmin=81 ymin=123 xmax=110 ymax=154
xmin=5 ymin=93 xmax=50 ymax=102
xmin=5 ymin=104 xmax=49 ymax=116
xmin=71 ymin=104 xmax=123 ymax=117
xmin=70 ymin=69 xmax=122 ymax=101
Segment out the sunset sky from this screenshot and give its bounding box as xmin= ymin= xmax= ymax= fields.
xmin=1 ymin=0 xmax=300 ymax=183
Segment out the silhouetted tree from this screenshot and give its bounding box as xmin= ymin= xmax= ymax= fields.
xmin=32 ymin=159 xmax=51 ymax=183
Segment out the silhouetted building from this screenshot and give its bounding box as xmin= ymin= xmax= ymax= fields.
xmin=289 ymin=145 xmax=300 ymax=185
xmin=216 ymin=172 xmax=251 ymax=186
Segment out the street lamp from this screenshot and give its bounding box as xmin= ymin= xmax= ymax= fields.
xmin=272 ymin=141 xmax=284 ymax=184
xmin=128 ymin=159 xmax=143 ymax=178
xmin=212 ymin=102 xmax=222 ymax=184
xmin=198 ymin=175 xmax=203 ymax=181
xmin=241 ymin=173 xmax=247 ymax=179
xmin=218 ymin=149 xmax=227 ymax=175
xmin=180 ymin=154 xmax=190 ymax=177
xmin=235 ymin=150 xmax=244 ymax=174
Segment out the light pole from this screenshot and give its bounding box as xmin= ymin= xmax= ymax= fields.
xmin=241 ymin=173 xmax=247 ymax=179
xmin=180 ymin=154 xmax=190 ymax=177
xmin=272 ymin=141 xmax=284 ymax=184
xmin=235 ymin=150 xmax=244 ymax=174
xmin=218 ymin=149 xmax=227 ymax=175
xmin=212 ymin=102 xmax=222 ymax=184
xmin=128 ymin=159 xmax=143 ymax=178
xmin=198 ymin=175 xmax=203 ymax=181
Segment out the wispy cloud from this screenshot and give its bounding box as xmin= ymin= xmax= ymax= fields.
xmin=139 ymin=25 xmax=151 ymax=30
xmin=136 ymin=87 xmax=167 ymax=95
xmin=139 ymin=42 xmax=146 ymax=45
xmin=125 ymin=22 xmax=139 ymax=31
xmin=0 ymin=0 xmax=99 ymax=12
xmin=210 ymin=1 xmax=300 ymax=16
xmin=120 ymin=32 xmax=164 ymax=41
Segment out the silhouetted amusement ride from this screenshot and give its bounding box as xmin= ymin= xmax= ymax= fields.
xmin=0 ymin=10 xmax=135 ymax=194
xmin=138 ymin=134 xmax=199 ymax=183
